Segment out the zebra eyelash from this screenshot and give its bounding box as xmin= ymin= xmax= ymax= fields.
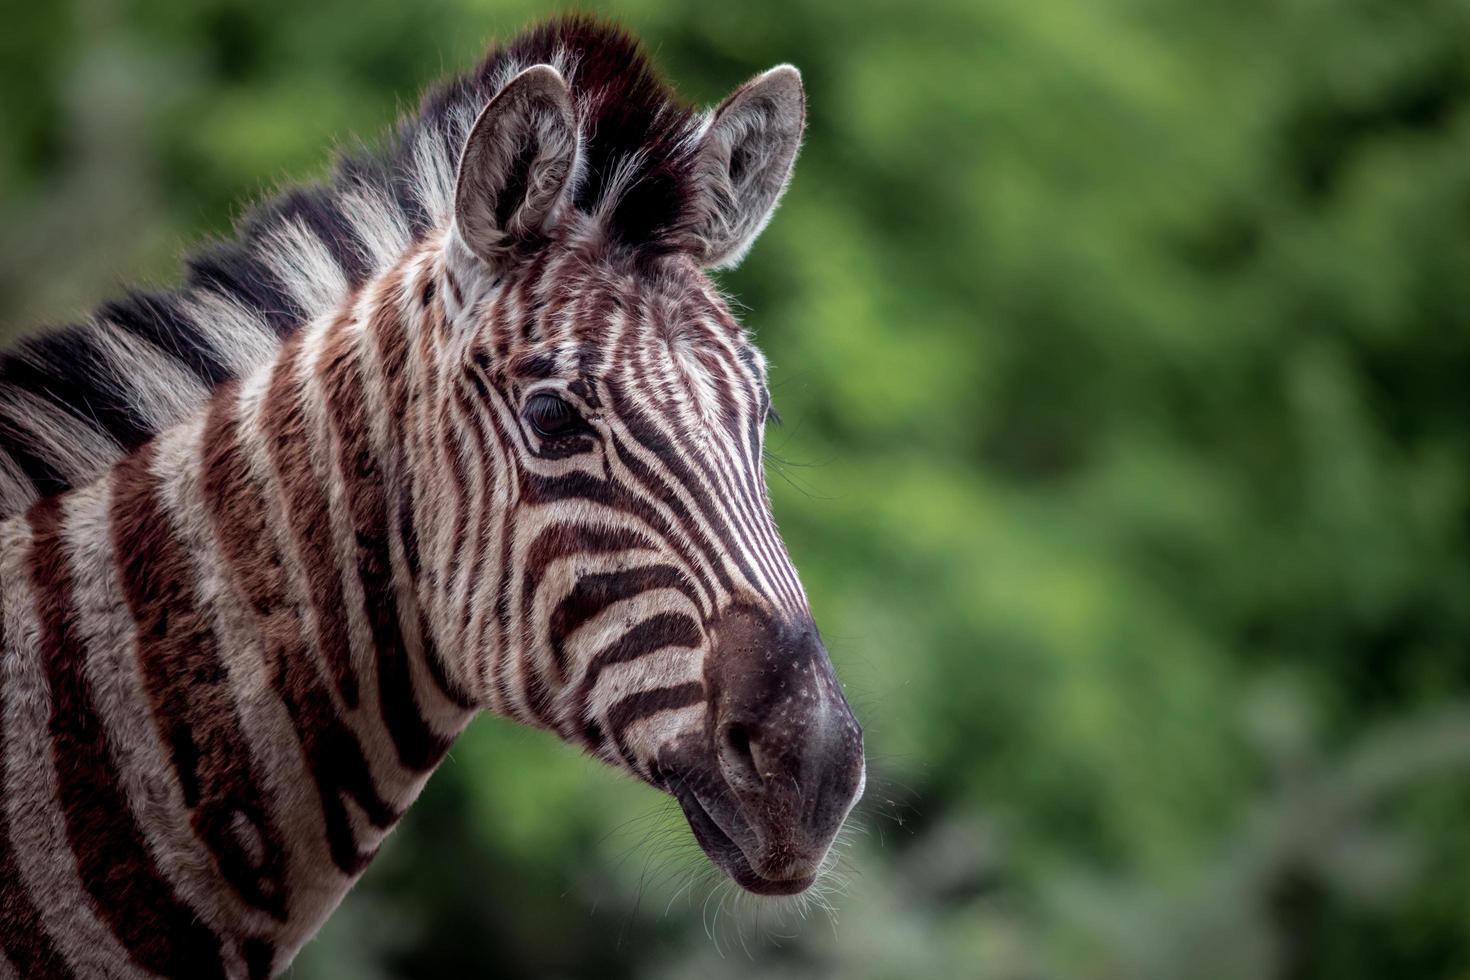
xmin=765 ymin=404 xmax=783 ymax=426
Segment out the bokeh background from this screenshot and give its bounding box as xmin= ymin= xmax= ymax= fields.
xmin=4 ymin=1 xmax=1470 ymax=977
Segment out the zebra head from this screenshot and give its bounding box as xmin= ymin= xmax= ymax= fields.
xmin=419 ymin=61 xmax=865 ymax=895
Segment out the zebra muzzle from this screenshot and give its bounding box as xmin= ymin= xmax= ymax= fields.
xmin=659 ymin=604 xmax=865 ymax=895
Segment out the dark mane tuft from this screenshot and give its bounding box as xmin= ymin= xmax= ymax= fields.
xmin=0 ymin=15 xmax=704 ymax=519
xmin=522 ymin=17 xmax=701 ymax=251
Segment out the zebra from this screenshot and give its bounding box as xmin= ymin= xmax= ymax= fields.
xmin=0 ymin=15 xmax=865 ymax=979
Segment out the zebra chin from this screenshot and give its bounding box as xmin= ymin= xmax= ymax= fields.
xmin=670 ymin=780 xmax=821 ymax=896
xmin=653 ymin=604 xmax=866 ymax=896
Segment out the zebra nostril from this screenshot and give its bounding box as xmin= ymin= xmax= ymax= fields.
xmin=719 ymin=722 xmax=763 ymax=789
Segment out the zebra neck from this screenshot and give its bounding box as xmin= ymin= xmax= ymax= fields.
xmin=365 ymin=253 xmax=510 ymax=709
xmin=187 ymin=279 xmax=480 ymax=857
xmin=0 ymin=273 xmax=476 ymax=977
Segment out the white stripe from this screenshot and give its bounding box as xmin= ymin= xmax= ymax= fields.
xmin=339 ymin=186 xmax=412 ymax=269
xmin=0 ymin=385 xmax=122 ymax=483
xmin=259 ymin=220 xmax=351 ymax=320
xmin=88 ymin=321 xmax=211 ymax=430
xmin=0 ymin=452 xmax=35 ymax=520
xmin=180 ymin=288 xmax=281 ymax=376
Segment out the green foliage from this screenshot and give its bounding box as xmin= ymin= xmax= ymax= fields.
xmin=3 ymin=1 xmax=1469 ymax=976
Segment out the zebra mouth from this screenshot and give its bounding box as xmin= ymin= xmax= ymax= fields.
xmin=668 ymin=780 xmax=816 ymax=896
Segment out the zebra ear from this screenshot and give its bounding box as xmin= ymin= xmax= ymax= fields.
xmin=687 ymin=65 xmax=806 ymax=270
xmin=452 ymin=64 xmax=578 ymax=266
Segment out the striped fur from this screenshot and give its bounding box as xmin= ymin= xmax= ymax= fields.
xmin=0 ymin=16 xmax=864 ymax=978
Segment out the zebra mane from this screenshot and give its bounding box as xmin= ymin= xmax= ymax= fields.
xmin=0 ymin=15 xmax=703 ymax=521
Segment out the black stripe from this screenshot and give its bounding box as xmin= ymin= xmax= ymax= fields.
xmin=187 ymin=245 xmax=304 ymax=337
xmin=101 ymin=292 xmax=237 ymax=387
xmin=571 ymin=612 xmax=703 ymax=752
xmin=244 ymin=938 xmax=274 ymax=980
xmin=604 ymin=681 xmax=706 ymax=773
xmin=263 ymin=188 xmax=374 ymax=287
xmin=547 ymin=564 xmax=700 ymax=683
xmin=29 ymin=496 xmax=228 ymax=980
xmin=6 ymin=329 xmax=157 ymax=449
xmin=0 ymin=433 xmax=66 ymax=498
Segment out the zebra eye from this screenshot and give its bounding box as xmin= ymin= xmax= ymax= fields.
xmin=524 ymin=392 xmax=582 ymax=438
